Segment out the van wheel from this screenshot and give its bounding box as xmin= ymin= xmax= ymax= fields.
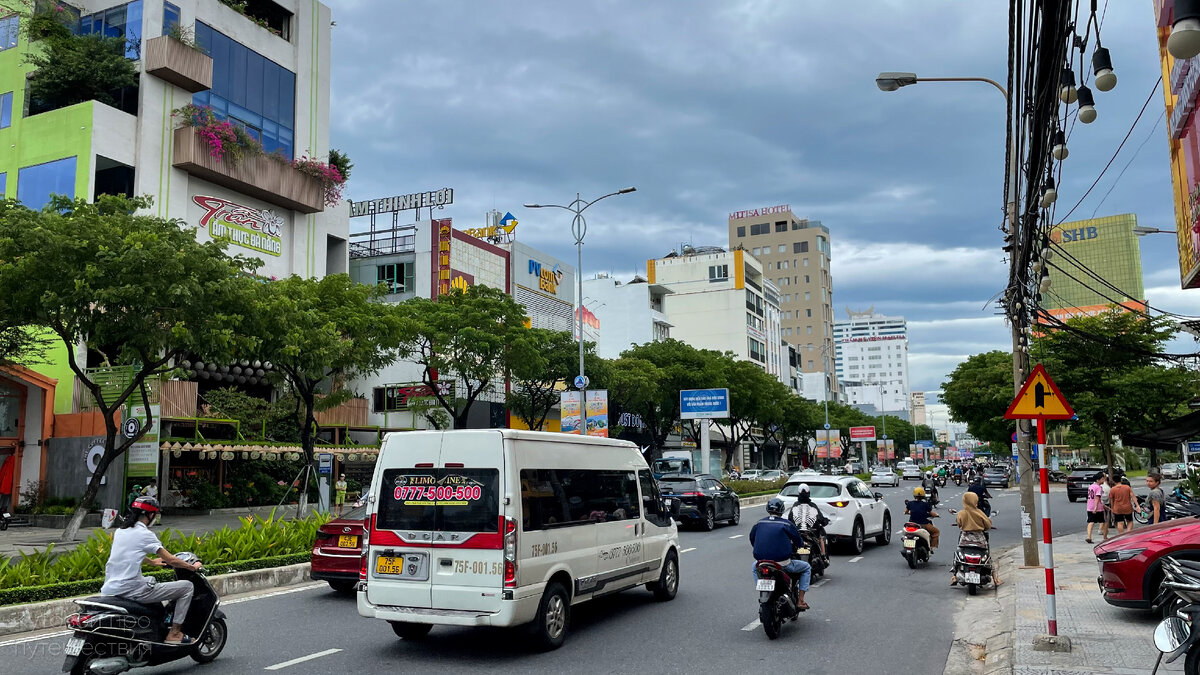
xmin=649 ymin=552 xmax=679 ymax=601
xmin=528 ymin=582 xmax=570 ymax=651
xmin=329 ymin=580 xmax=357 ymax=594
xmin=390 ymin=622 xmax=433 ymax=640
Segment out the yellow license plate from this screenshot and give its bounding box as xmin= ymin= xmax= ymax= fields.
xmin=796 ymin=548 xmax=810 ymax=555
xmin=376 ymin=556 xmax=405 ymax=575
xmin=337 ymin=535 xmax=358 ymax=548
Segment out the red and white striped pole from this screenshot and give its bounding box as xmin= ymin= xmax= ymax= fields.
xmin=1036 ymin=417 xmax=1057 ymax=635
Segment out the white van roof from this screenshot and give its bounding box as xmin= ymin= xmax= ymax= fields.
xmin=381 ymin=428 xmax=640 ymax=451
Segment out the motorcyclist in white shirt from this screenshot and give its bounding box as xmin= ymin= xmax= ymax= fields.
xmin=100 ymin=497 xmax=201 ymax=644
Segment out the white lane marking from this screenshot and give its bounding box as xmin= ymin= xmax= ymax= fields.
xmin=849 ymin=556 xmax=864 ymax=563
xmin=729 ymin=534 xmax=744 ymax=539
xmin=741 ymin=619 xmax=762 ymax=631
xmin=812 ymin=579 xmax=829 ymax=588
xmin=681 ymin=547 xmax=697 ymax=553
xmin=226 ymin=582 xmax=324 ymax=605
xmin=0 ymin=629 xmax=72 ymax=647
xmin=265 ymin=648 xmax=342 ymax=670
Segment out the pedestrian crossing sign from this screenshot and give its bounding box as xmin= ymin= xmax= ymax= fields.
xmin=1004 ymin=364 xmax=1074 ymax=420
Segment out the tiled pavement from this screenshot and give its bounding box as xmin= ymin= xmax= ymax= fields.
xmin=1013 ymin=536 xmax=1181 ymax=674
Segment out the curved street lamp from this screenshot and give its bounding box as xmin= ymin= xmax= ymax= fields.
xmin=524 ymin=187 xmax=637 ymax=396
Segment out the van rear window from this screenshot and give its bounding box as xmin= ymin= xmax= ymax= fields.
xmin=377 ymin=468 xmax=500 ymax=533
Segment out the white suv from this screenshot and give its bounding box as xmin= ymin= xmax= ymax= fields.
xmin=776 ymin=476 xmax=892 ymax=555
xmin=900 ymin=463 xmax=922 ymax=480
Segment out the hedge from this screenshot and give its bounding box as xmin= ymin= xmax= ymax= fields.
xmin=0 ymin=552 xmax=312 ymax=606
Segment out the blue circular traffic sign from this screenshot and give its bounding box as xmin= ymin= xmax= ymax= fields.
xmin=824 ymin=423 xmax=831 ymax=430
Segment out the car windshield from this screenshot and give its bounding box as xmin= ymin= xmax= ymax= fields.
xmin=654 ymin=459 xmax=688 ymax=472
xmin=659 ymin=479 xmax=698 ymax=492
xmin=873 ymin=469 xmax=893 ymax=474
xmin=779 ymin=482 xmax=840 ymax=498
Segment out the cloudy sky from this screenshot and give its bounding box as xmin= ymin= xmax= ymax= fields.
xmin=325 ymin=0 xmax=1192 ymax=393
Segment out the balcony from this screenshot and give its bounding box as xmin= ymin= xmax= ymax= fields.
xmin=144 ymin=36 xmax=213 ymax=93
xmin=172 ymin=126 xmax=324 ymax=214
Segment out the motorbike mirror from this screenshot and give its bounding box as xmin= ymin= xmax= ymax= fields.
xmin=1154 ymin=616 xmax=1191 ymax=653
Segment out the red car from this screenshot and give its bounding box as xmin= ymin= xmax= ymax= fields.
xmin=311 ymin=504 xmax=366 ymax=594
xmin=1096 ymin=516 xmax=1200 ymax=610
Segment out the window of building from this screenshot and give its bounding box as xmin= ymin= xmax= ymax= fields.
xmin=806 ymin=326 xmax=813 ymax=335
xmin=748 ymin=338 xmax=766 ymax=363
xmin=0 ymin=91 xmax=11 ymax=129
xmin=163 ymin=1 xmax=181 ymax=35
xmin=0 ymin=15 xmax=16 ymax=51
xmin=803 ymin=258 xmax=809 ymax=267
xmin=799 ymin=241 xmax=809 ymax=253
xmin=709 ymin=264 xmax=729 ymax=280
xmin=17 ymin=156 xmax=76 ymax=210
xmin=807 ymin=360 xmax=814 ymax=369
xmin=775 ymin=221 xmax=787 ymax=232
xmin=750 ymin=222 xmax=769 ymax=235
xmin=376 ymin=262 xmax=415 ymax=294
xmin=0 ymin=172 xmax=6 ymax=197
xmin=194 ymin=22 xmax=297 ymax=158
xmin=806 ymin=308 xmax=812 ymax=317
xmin=736 ymin=225 xmax=746 ymax=237
xmin=752 ymin=247 xmax=761 ymax=255
xmin=804 ymin=275 xmax=810 ymax=284
xmin=804 ymin=292 xmax=811 ymax=301
xmin=79 ymin=1 xmax=143 ymax=59
xmin=777 ymin=244 xmax=786 ymax=253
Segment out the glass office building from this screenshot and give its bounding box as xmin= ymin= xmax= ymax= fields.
xmin=1042 ymin=214 xmax=1145 ymax=314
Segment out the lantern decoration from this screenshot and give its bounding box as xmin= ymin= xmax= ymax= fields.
xmin=221 ymin=451 xmax=234 ymax=461
xmin=250 ymin=450 xmax=261 ymax=460
xmin=173 ymin=450 xmax=182 ymax=458
xmin=182 ymin=442 xmax=194 ymax=451
xmin=348 ymin=453 xmax=358 ymax=462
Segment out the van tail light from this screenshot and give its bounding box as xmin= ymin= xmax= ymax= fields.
xmin=503 ymin=516 xmax=517 ymax=588
xmin=360 ymin=514 xmax=375 ymax=582
xmin=829 ymin=500 xmax=850 ymax=508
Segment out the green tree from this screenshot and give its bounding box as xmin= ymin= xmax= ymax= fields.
xmin=506 ymin=329 xmax=605 ymax=431
xmin=617 ymin=340 xmax=725 ymax=454
xmin=246 ymin=274 xmax=407 ymax=475
xmin=601 ymin=356 xmax=662 ymax=445
xmin=1033 ymin=311 xmax=1200 ymax=474
xmin=23 ymin=7 xmax=139 ymax=114
xmin=0 ymin=195 xmax=257 ymax=541
xmin=940 ymin=351 xmax=1017 ymax=448
xmin=397 ymin=285 xmax=540 ymax=429
xmin=757 ymin=383 xmax=820 ymax=469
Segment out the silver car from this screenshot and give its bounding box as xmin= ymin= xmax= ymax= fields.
xmin=870 ymin=467 xmax=900 ymax=487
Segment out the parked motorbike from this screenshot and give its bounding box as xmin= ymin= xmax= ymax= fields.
xmin=1150 ymin=556 xmax=1200 ymax=674
xmin=754 ymin=559 xmax=804 ymax=639
xmin=900 ymin=522 xmax=932 ymax=569
xmin=62 ymin=553 xmax=227 ymax=675
xmin=948 ymin=511 xmax=998 ymax=596
xmin=0 ymin=509 xmax=10 ymax=531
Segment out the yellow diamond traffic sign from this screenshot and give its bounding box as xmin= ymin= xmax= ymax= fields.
xmin=1005 ymin=364 xmax=1074 ymax=420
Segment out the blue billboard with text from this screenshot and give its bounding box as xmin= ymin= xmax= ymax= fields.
xmin=680 ymin=388 xmax=730 ymax=420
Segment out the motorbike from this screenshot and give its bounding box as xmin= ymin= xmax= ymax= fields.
xmin=754 ymin=559 xmax=804 ymax=639
xmin=1150 ymin=556 xmax=1200 ymax=674
xmin=900 ymin=522 xmax=933 ymax=569
xmin=0 ymin=509 xmax=10 ymax=531
xmin=62 ymin=553 xmax=227 ymax=675
xmin=953 ymin=475 xmax=962 ymax=486
xmin=948 ymin=511 xmax=998 ymax=596
xmin=935 ymin=475 xmax=947 ymax=488
xmin=794 ymin=530 xmax=828 ymax=580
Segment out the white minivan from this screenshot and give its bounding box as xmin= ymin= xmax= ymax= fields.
xmin=357 ymin=429 xmax=681 ymax=649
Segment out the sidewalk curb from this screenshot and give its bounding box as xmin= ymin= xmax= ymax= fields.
xmin=738 ymin=495 xmax=772 ymax=508
xmin=0 ymin=563 xmax=311 ymax=638
xmin=943 ymin=546 xmax=1017 ymax=675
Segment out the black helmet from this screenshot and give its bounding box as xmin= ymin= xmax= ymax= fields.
xmin=130 ymin=496 xmax=160 ymax=515
xmin=766 ymin=497 xmax=786 ymax=516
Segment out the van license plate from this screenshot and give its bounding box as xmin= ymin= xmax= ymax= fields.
xmin=903 ymin=539 xmax=916 ymax=548
xmin=755 ymin=579 xmax=775 ymax=591
xmin=337 ymin=535 xmax=357 ymax=548
xmin=965 ymin=572 xmax=981 ymax=585
xmin=376 ymin=553 xmax=428 ymax=579
xmin=65 ymin=637 xmax=84 ymax=656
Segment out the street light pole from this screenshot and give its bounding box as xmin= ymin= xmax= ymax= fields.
xmin=524 ymin=187 xmax=637 ymax=416
xmin=877 ymin=71 xmax=1039 ymax=566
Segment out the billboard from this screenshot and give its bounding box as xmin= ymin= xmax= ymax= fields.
xmin=1041 ymin=215 xmax=1145 ymax=309
xmin=814 ymin=430 xmax=830 ymax=459
xmin=850 ymin=426 xmax=876 ymax=442
xmin=585 ymin=390 xmax=608 ymax=437
xmin=830 ymin=430 xmax=842 ymax=459
xmin=560 ymin=392 xmax=582 ymax=434
xmin=680 ymin=389 xmax=730 ymax=419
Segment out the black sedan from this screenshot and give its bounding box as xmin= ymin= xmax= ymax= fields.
xmin=982 ymin=469 xmax=1010 ymax=489
xmin=658 ymin=474 xmax=741 ymax=531
xmin=1066 ymin=466 xmax=1104 ymax=502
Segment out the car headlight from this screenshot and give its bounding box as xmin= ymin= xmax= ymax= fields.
xmin=1096 ymin=548 xmax=1146 ymax=563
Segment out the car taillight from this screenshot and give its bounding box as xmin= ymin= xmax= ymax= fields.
xmin=965 ymin=555 xmax=981 ymax=564
xmin=682 ymin=492 xmax=703 ymax=497
xmin=503 ymin=517 xmax=517 ymax=588
xmin=830 ymin=500 xmax=850 ymax=508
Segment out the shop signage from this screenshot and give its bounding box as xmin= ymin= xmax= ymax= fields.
xmin=349 ymin=188 xmax=454 ymax=218
xmin=841 ymin=335 xmax=905 ymax=343
xmin=126 ymin=405 xmax=160 ymax=479
xmin=1049 ymin=225 xmax=1099 ymax=244
xmin=528 ymin=259 xmax=564 ymax=295
xmin=376 ymin=382 xmax=454 ymax=411
xmin=1172 ymin=58 xmax=1200 ymax=141
xmin=194 ymin=196 xmax=283 ymax=257
xmin=463 ymin=211 xmax=517 ymax=241
xmin=729 ymin=204 xmax=790 ymax=220
xmin=849 ymin=426 xmax=876 ymax=442
xmin=84 ymin=440 xmax=107 ymax=486
xmin=434 ymin=218 xmax=453 ymax=297
xmin=618 ymin=412 xmax=645 ymax=429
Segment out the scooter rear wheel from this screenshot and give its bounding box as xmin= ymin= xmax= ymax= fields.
xmin=760 ymin=598 xmax=780 ymax=640
xmin=906 ymin=553 xmax=917 ymax=569
xmin=967 ymin=583 xmax=978 ymax=596
xmin=190 ymin=617 xmax=228 ymax=663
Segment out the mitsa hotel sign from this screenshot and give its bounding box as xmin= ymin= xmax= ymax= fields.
xmin=193 ymin=195 xmax=284 ymax=257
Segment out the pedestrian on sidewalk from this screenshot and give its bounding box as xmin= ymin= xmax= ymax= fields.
xmin=1109 ymin=477 xmax=1135 ymax=534
xmin=334 ymin=474 xmax=347 ymax=517
xmin=1146 ymin=472 xmax=1166 ymax=525
xmin=1085 ymin=472 xmax=1107 ymax=543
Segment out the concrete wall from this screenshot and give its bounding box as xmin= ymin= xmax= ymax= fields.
xmin=45 ymin=437 xmax=126 ymax=510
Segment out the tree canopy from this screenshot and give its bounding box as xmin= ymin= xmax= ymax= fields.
xmin=940 ymin=350 xmax=1017 ymax=448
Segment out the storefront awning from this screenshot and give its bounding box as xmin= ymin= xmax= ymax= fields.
xmin=1121 ymin=410 xmax=1200 ymax=452
xmin=159 ymin=441 xmax=380 ymax=461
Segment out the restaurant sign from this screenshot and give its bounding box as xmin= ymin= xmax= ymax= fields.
xmin=193 ymin=195 xmax=283 ymax=257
